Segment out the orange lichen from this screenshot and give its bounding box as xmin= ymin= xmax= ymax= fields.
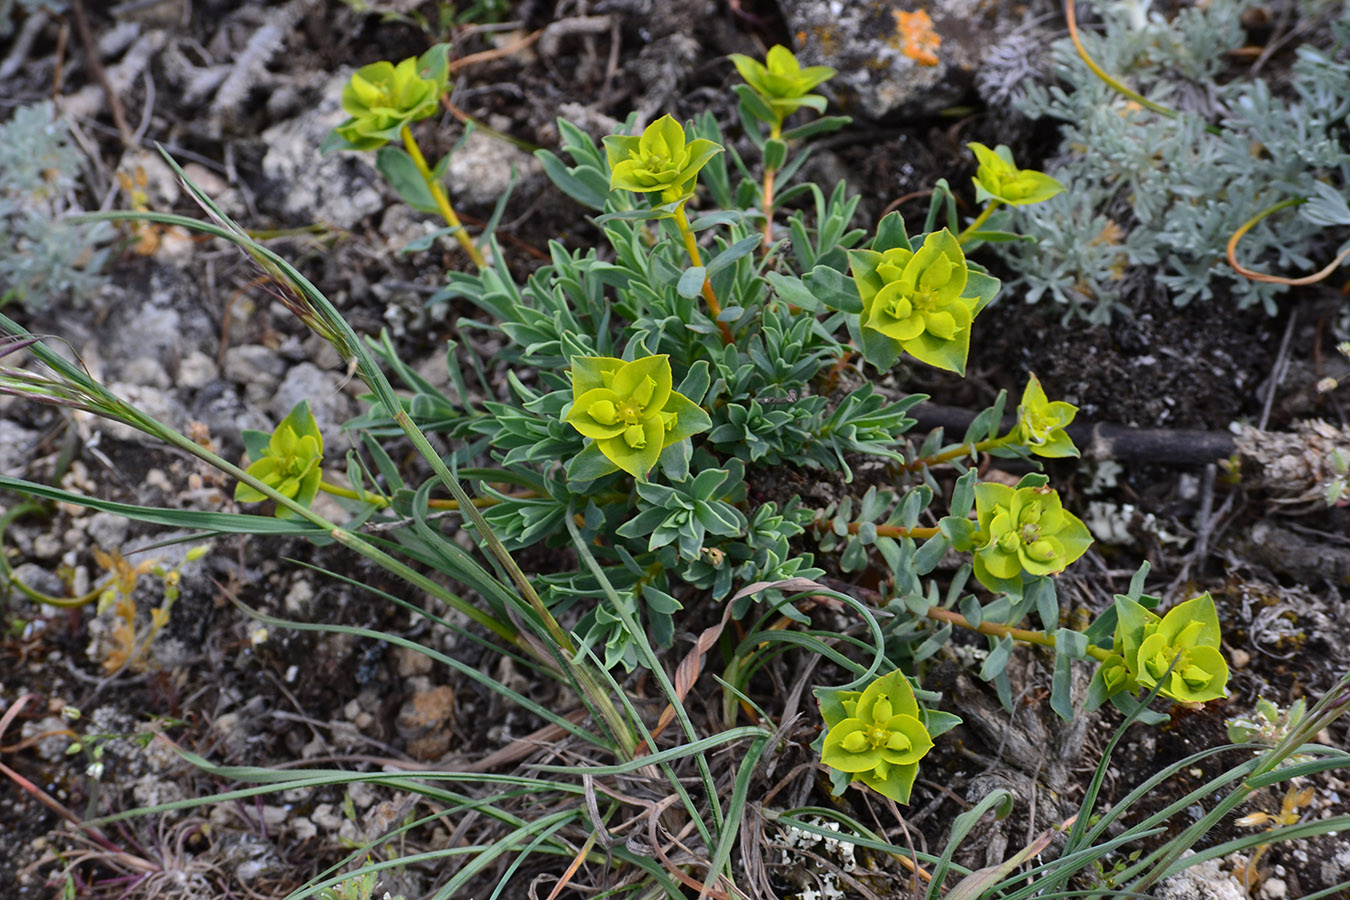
xmin=893 ymin=9 xmax=941 ymax=67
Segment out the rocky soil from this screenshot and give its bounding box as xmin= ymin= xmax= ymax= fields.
xmin=2 ymin=1 xmax=1349 ymax=898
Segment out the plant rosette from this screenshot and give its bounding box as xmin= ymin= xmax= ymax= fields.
xmin=334 ymin=47 xmax=448 ymax=151
xmin=727 ymin=44 xmax=836 ymax=124
xmin=1125 ymin=593 xmax=1229 ymax=704
xmin=564 ymin=355 xmax=710 ymax=480
xmin=235 ymin=400 xmax=324 ymax=517
xmin=818 ymin=669 xmax=934 ymax=804
xmin=848 ymin=229 xmax=992 ymax=374
xmin=602 ymin=115 xmax=723 ymax=206
xmin=968 ymin=142 xmax=1065 ymax=206
xmin=971 ymin=480 xmax=1093 ymax=591
xmin=1011 ymin=372 xmax=1079 ymax=457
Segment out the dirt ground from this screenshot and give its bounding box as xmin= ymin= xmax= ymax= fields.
xmin=3 ymin=1 xmax=1350 ymax=898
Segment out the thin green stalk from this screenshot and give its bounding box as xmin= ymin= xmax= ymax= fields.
xmin=1066 ymin=0 xmax=1223 ymax=136
xmin=565 ymin=506 xmax=727 ymax=833
xmin=956 ymin=201 xmax=1001 ymax=245
xmin=760 ymin=121 xmax=782 ymax=252
xmin=924 ymin=605 xmax=1114 ymax=662
xmin=903 ymin=434 xmax=1008 ymax=471
xmin=672 ymin=204 xmax=734 ymax=345
xmin=399 ymin=123 xmax=489 ymax=270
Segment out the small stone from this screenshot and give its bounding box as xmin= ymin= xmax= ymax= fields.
xmin=177 ymin=351 xmax=220 ymax=389
xmin=1230 ymin=648 xmax=1251 ymax=669
xmin=347 ymin=780 xmax=376 ymax=809
xmin=103 ymin=383 xmax=188 ymax=444
xmin=119 ymin=356 xmax=170 ymax=389
xmin=86 ymin=512 xmax=129 ymax=551
xmin=289 ymin=818 xmax=317 ymax=842
xmin=223 ymin=345 xmax=286 ymax=390
xmin=310 ymin=802 xmax=343 ymax=831
xmin=258 ymin=74 xmax=384 ymax=229
xmin=343 ymin=699 xmax=362 ymax=721
xmin=32 ymin=534 xmax=62 ymax=560
xmin=445 ymin=129 xmax=541 ymax=206
xmin=21 ymin=716 xmax=72 ymax=761
xmin=393 ymin=646 xmax=433 ymax=678
xmin=1259 ymin=878 xmax=1287 ymax=900
xmin=270 ymin=363 xmax=355 ymax=450
xmin=284 ymin=580 xmax=313 ymax=615
xmin=259 ymin=805 xmax=290 ymax=828
xmin=396 ymin=685 xmax=455 ymax=761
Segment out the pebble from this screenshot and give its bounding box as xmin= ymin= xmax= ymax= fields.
xmin=177 ymin=350 xmax=220 ymax=389
xmin=396 ymin=684 xmax=455 ymax=760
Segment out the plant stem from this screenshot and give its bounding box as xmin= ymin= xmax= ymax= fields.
xmin=956 ymin=201 xmax=1001 ymax=245
xmin=1227 ymin=196 xmax=1350 ymax=286
xmin=672 ymin=204 xmax=735 ymax=345
xmin=399 ymin=124 xmax=489 ymax=270
xmin=1065 ymin=0 xmax=1223 ymax=136
xmin=760 ymin=122 xmax=782 ymax=253
xmin=903 ymin=435 xmax=1007 ymax=471
xmin=924 ymin=605 xmax=1113 ymax=661
xmin=150 ymin=420 xmax=522 ymax=645
xmin=319 ymin=480 xmax=535 ymax=510
xmin=841 ymin=521 xmax=939 ymax=541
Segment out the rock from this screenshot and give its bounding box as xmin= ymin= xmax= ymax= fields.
xmin=86 ymin=512 xmax=129 ymax=551
xmin=117 ymin=356 xmax=170 ymax=389
xmin=1157 ymin=856 xmax=1246 ymax=900
xmin=21 ymin=716 xmax=72 ymax=762
xmin=780 ymin=0 xmax=1024 ymax=119
xmin=103 ymin=382 xmax=189 ymax=444
xmin=269 ymin=362 xmax=355 ymax=448
xmin=188 ymin=380 xmax=272 ymax=457
xmin=223 ymin=344 xmax=287 ymax=390
xmin=258 ymin=73 xmax=385 ymax=229
xmin=393 ymin=646 xmax=433 ymax=678
xmin=396 ymin=684 xmax=455 ymax=760
xmin=445 ymin=128 xmax=541 ymax=207
xmin=177 ymin=350 xmax=220 ymax=390
xmin=132 ymin=773 xmax=185 ymax=808
xmin=0 ymin=420 xmax=40 ymax=475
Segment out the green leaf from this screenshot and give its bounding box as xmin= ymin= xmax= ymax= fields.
xmin=979 ymin=635 xmax=1014 ymax=682
xmin=375 ymin=146 xmax=439 ymax=214
xmin=873 ymin=212 xmax=912 ymax=253
xmin=677 ymin=266 xmax=707 ymax=299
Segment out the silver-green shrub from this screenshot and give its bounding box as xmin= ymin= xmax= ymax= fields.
xmin=1001 ymin=0 xmax=1350 ymax=322
xmin=0 ymin=102 xmax=112 ymax=310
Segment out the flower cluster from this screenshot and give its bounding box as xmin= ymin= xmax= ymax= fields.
xmin=972 ymin=482 xmax=1093 ymax=590
xmin=335 ymin=47 xmax=448 ymax=151
xmin=818 ymin=670 xmax=934 ymax=803
xmin=1011 ymin=373 xmax=1079 ymax=457
xmin=849 ymin=230 xmax=987 ymax=374
xmin=969 ymin=142 xmax=1064 ymax=207
xmin=1103 ymin=593 xmax=1229 ymax=704
xmin=564 ymin=355 xmax=710 ymax=479
xmin=603 ymin=115 xmax=723 ymax=206
xmin=235 ymin=401 xmax=324 ymax=517
xmin=727 ymin=45 xmax=836 ymax=125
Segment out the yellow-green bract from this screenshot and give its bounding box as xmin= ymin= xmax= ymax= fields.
xmin=818 ymin=669 xmax=934 ymax=804
xmin=1120 ymin=593 xmax=1229 ymax=704
xmin=234 ymin=400 xmax=324 ymax=518
xmin=848 ymin=229 xmax=985 ymax=374
xmin=727 ymin=44 xmax=836 ymax=124
xmin=602 ymin=116 xmax=723 ymax=205
xmin=1013 ymin=372 xmax=1079 ymax=458
xmin=972 ymin=483 xmax=1093 ymax=589
xmin=968 ymin=142 xmax=1065 ymax=206
xmin=564 ymin=355 xmax=709 ymax=479
xmin=335 ymin=48 xmax=448 ymax=151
